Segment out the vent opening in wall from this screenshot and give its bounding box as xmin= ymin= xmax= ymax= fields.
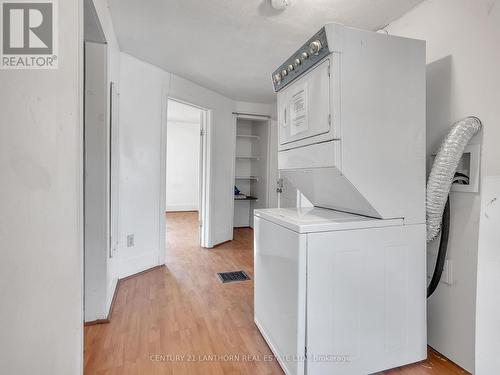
xmin=430 ymin=144 xmax=481 ymax=193
xmin=217 ymin=271 xmax=250 ymax=283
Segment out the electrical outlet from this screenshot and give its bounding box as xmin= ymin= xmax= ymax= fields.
xmin=127 ymin=234 xmax=135 ymax=248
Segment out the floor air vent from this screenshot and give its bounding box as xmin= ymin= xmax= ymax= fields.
xmin=217 ymin=271 xmax=250 ymax=283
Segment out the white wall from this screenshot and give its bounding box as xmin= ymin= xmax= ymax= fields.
xmin=476 ymin=177 xmax=500 ymax=374
xmin=166 ymin=119 xmax=201 ymax=211
xmin=117 ymin=53 xmax=170 ymax=277
xmin=118 ymin=53 xmax=238 ymax=267
xmin=387 ymin=0 xmax=500 ymax=371
xmin=0 ymin=0 xmax=83 ymax=373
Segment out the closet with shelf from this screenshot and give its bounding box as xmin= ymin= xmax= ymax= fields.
xmin=232 ymin=114 xmax=271 ymax=228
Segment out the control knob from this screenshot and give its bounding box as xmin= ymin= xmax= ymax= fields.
xmin=308 ymin=40 xmax=322 ymax=55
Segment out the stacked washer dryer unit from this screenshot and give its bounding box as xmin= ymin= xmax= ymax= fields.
xmin=253 ymin=23 xmax=427 ymax=375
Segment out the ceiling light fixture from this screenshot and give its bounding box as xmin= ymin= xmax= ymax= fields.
xmin=271 ymin=0 xmax=291 ymax=10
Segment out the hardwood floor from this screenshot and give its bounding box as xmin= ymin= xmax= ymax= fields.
xmin=84 ymin=211 xmax=469 ymax=375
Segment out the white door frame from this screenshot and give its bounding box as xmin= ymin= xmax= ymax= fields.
xmin=158 ymin=94 xmax=212 ymax=265
xmin=198 ymin=109 xmax=212 ymax=248
xmin=267 ymin=119 xmax=279 ymax=208
xmin=229 ymin=115 xmax=237 ymax=234
xmin=230 ymin=113 xmax=275 ymax=231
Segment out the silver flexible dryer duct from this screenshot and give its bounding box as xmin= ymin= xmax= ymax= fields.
xmin=426 ymin=116 xmax=482 ymax=242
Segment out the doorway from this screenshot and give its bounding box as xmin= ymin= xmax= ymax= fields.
xmin=164 ymin=99 xmax=210 ymax=251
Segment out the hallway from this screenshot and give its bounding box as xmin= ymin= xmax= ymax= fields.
xmin=84 ymin=212 xmax=467 ymax=374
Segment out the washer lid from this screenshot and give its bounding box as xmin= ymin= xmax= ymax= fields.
xmin=254 ymin=207 xmax=403 ymax=234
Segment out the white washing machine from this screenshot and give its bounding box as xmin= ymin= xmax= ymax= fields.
xmin=254 ymin=23 xmax=427 ymax=374
xmin=254 ymin=208 xmax=426 ymax=375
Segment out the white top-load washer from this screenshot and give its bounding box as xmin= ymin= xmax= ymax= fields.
xmin=254 ymin=23 xmax=427 ymax=375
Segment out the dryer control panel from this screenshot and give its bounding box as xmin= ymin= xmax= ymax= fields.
xmin=271 ymin=27 xmax=329 ymax=92
xmin=278 ymin=59 xmax=332 ymax=147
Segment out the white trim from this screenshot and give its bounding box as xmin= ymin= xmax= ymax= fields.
xmin=115 ymin=251 xmax=160 ymax=279
xmin=166 ymin=204 xmax=199 ymax=212
xmin=105 ymin=277 xmax=118 ymax=314
xmin=77 ymin=0 xmax=84 ymax=372
xmin=199 ymin=109 xmax=212 ymax=247
xmin=229 ymin=114 xmax=237 ymax=237
xmin=158 ymin=86 xmax=169 ymax=265
xmin=109 ymin=82 xmax=120 ymax=257
xmin=267 ymin=119 xmax=279 ymax=208
xmin=201 ymin=109 xmax=213 ymax=248
xmin=265 ymin=118 xmax=272 ymax=208
xmin=230 ymin=115 xmax=273 ymax=231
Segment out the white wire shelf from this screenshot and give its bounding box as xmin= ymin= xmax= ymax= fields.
xmin=234 ymin=195 xmax=258 ymax=201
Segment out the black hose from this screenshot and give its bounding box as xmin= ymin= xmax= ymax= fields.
xmin=427 ymin=196 xmax=450 ymax=298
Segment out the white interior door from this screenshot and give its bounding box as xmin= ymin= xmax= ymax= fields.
xmin=84 ymin=41 xmax=109 ymax=321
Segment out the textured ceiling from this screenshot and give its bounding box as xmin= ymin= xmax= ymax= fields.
xmin=109 ymin=0 xmax=424 ymax=103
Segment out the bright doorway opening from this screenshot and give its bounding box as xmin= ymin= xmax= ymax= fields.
xmin=165 ymin=99 xmax=210 ymax=250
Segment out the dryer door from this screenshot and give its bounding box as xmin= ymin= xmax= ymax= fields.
xmin=278 ymin=59 xmax=331 ymax=147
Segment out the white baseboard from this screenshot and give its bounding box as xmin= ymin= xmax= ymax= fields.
xmin=106 ymin=277 xmax=118 ymax=315
xmin=116 ymin=251 xmax=160 ymax=279
xmin=213 ymin=230 xmax=232 ymax=247
xmin=166 ymin=203 xmax=198 ymax=212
